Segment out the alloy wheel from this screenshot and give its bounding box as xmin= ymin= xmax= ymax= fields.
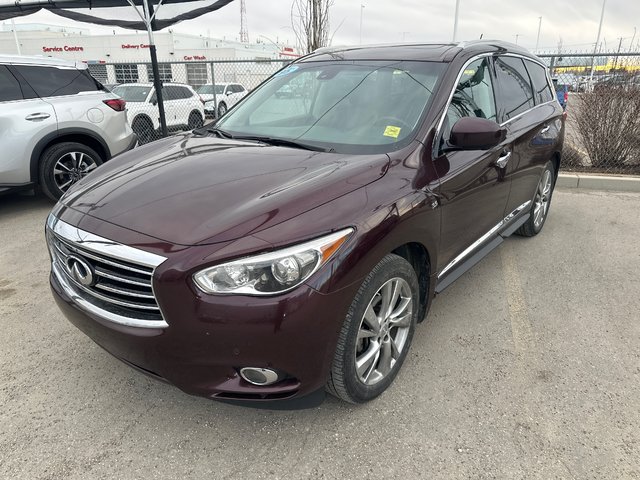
xmin=533 ymin=169 xmax=553 ymax=228
xmin=355 ymin=277 xmax=413 ymax=385
xmin=53 ymin=152 xmax=98 ymax=192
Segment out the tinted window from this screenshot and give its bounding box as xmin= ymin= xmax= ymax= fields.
xmin=14 ymin=65 xmax=102 ymax=97
xmin=176 ymin=87 xmax=193 ymax=99
xmin=232 ymin=84 xmax=244 ymax=93
xmin=494 ymin=57 xmax=535 ymax=120
xmin=525 ymin=60 xmax=554 ymax=104
xmin=112 ymin=85 xmax=151 ymax=102
xmin=442 ymin=58 xmax=496 ymax=140
xmin=0 ymin=65 xmax=23 ymax=102
xmin=197 ymin=84 xmax=224 ymax=95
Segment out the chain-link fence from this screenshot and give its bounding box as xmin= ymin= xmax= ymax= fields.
xmin=538 ymin=51 xmax=640 ymax=174
xmin=94 ymin=59 xmax=291 ymax=143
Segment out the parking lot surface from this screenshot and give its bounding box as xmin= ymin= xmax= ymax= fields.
xmin=1 ymin=188 xmax=639 ymax=479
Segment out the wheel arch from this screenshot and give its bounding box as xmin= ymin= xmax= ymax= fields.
xmin=391 ymin=242 xmax=432 ymax=323
xmin=30 ymin=128 xmax=110 ymax=184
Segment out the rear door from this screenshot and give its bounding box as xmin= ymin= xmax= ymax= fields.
xmin=493 ymin=56 xmax=559 ymax=217
xmin=0 ymin=64 xmax=56 ymax=186
xmin=435 ymin=57 xmax=512 ymax=280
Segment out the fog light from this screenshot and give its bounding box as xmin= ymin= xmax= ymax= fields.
xmin=239 ymin=367 xmax=281 ymax=386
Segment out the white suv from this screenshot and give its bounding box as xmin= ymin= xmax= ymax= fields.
xmin=197 ymin=83 xmax=248 ymax=118
xmin=112 ymin=83 xmax=205 ymax=144
xmin=0 ymin=55 xmax=136 ymax=200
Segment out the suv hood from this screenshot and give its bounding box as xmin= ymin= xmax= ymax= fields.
xmin=61 ymin=134 xmax=389 ymax=246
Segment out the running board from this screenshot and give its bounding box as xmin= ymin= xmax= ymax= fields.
xmin=435 ymin=236 xmax=503 ymax=293
xmin=434 ymin=209 xmax=531 ymax=294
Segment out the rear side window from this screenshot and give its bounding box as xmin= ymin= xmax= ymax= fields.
xmin=13 ymin=65 xmax=103 ymax=97
xmin=176 ymin=87 xmax=193 ymax=99
xmin=0 ymin=65 xmax=24 ymax=102
xmin=494 ymin=57 xmax=535 ymax=120
xmin=525 ymin=60 xmax=554 ymax=104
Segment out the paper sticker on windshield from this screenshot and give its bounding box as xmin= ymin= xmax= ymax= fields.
xmin=383 ymin=126 xmax=401 ymax=138
xmin=275 ymin=65 xmax=299 ymax=77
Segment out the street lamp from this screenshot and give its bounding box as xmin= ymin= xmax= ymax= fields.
xmin=359 ymin=4 xmax=365 ymax=45
xmin=589 ymin=0 xmax=607 ymax=89
xmin=452 ymin=0 xmax=461 ymax=42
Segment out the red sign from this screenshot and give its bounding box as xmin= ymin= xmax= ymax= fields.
xmin=42 ymin=46 xmax=84 ymax=53
xmin=121 ymin=44 xmax=150 ymax=49
xmin=183 ymin=55 xmax=207 ymax=61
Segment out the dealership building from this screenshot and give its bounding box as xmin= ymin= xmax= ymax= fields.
xmin=0 ymin=23 xmax=298 ymax=88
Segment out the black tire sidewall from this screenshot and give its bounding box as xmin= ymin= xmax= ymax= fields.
xmin=188 ymin=111 xmax=203 ymax=129
xmin=218 ymin=103 xmax=227 ymax=117
xmin=132 ymin=117 xmax=154 ymax=144
xmin=331 ymin=254 xmax=419 ymax=403
xmin=39 ymin=142 xmax=102 ymax=201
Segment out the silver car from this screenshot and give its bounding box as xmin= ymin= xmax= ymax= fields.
xmin=0 ymin=55 xmax=136 ymax=200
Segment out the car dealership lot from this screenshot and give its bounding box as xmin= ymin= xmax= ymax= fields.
xmin=1 ymin=189 xmax=639 ymax=479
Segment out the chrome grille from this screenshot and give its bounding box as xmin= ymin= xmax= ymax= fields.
xmin=47 ymin=215 xmax=168 ymax=328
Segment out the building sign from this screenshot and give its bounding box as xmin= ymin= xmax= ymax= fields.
xmin=121 ymin=44 xmax=151 ymax=49
xmin=183 ymin=55 xmax=206 ymax=61
xmin=42 ymin=46 xmax=84 ymax=52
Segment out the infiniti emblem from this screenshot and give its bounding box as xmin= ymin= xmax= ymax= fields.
xmin=66 ymin=255 xmax=95 ymax=287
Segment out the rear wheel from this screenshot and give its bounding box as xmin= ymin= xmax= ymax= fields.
xmin=39 ymin=142 xmax=102 ymax=201
xmin=327 ymin=254 xmax=419 ymax=404
xmin=132 ymin=116 xmax=155 ymax=145
xmin=516 ymin=161 xmax=555 ymax=237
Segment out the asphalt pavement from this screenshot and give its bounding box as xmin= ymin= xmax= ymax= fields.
xmin=1 ymin=188 xmax=639 ymax=479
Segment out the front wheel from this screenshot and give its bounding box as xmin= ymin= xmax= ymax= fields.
xmin=516 ymin=161 xmax=556 ymax=237
xmin=132 ymin=117 xmax=155 ymax=145
xmin=39 ymin=142 xmax=102 ymax=201
xmin=327 ymin=254 xmax=419 ymax=404
xmin=188 ymin=111 xmax=203 ymax=130
xmin=217 ymin=102 xmax=227 ymax=118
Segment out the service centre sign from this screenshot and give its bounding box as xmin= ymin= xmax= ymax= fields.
xmin=42 ymin=45 xmax=84 ymax=52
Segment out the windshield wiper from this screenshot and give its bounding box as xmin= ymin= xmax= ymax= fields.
xmin=231 ymin=135 xmax=329 ymax=152
xmin=205 ymin=126 xmax=234 ymax=139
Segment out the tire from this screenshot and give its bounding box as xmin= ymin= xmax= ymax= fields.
xmin=188 ymin=111 xmax=204 ymax=130
xmin=327 ymin=254 xmax=419 ymax=404
xmin=132 ymin=116 xmax=155 ymax=145
xmin=39 ymin=142 xmax=102 ymax=201
xmin=516 ymin=161 xmax=556 ymax=237
xmin=217 ymin=102 xmax=227 ymax=118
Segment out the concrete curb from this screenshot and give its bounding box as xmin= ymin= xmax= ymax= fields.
xmin=557 ymin=173 xmax=640 ymax=192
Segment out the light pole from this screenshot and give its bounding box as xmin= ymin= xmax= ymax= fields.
xmin=535 ymin=16 xmax=542 ymax=52
xmin=515 ymin=34 xmax=520 ymax=45
xmin=589 ymin=0 xmax=607 ymax=89
xmin=359 ymin=4 xmax=365 ymax=45
xmin=10 ymin=18 xmax=21 ymax=55
xmin=452 ymin=0 xmax=461 ymax=42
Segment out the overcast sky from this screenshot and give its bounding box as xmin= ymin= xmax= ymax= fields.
xmin=8 ymin=0 xmax=640 ymax=53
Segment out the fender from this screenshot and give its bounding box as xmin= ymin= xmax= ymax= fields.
xmin=29 ymin=128 xmax=112 ymax=183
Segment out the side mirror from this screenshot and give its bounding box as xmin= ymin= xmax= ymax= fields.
xmin=449 ymin=117 xmax=506 ymax=150
xmin=226 ymin=91 xmax=232 ymax=96
xmin=151 ymin=99 xmax=157 ymax=106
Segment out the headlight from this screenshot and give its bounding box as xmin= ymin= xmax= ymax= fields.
xmin=193 ymin=228 xmax=353 ymax=295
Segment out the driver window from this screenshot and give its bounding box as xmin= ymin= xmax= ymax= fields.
xmin=442 ymin=58 xmax=496 ymax=142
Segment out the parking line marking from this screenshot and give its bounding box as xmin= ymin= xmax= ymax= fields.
xmin=500 ymin=242 xmax=536 ymax=353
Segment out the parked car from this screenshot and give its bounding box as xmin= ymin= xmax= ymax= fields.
xmin=552 ymin=78 xmax=569 ymax=110
xmin=47 ymin=41 xmax=564 ymax=406
xmin=112 ymin=83 xmax=205 ymax=144
xmin=197 ymin=82 xmax=248 ymax=117
xmin=0 ymin=55 xmax=136 ymax=200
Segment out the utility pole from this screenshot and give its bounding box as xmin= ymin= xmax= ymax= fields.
xmin=452 ymin=0 xmax=461 ymax=42
xmin=535 ymin=16 xmax=542 ymax=52
xmin=239 ymin=0 xmax=248 ymax=43
xmin=143 ymin=0 xmax=168 ymax=138
xmin=359 ymin=4 xmax=364 ymax=45
xmin=589 ymin=0 xmax=607 ymax=90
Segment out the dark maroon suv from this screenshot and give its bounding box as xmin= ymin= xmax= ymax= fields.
xmin=47 ymin=41 xmax=564 ymax=405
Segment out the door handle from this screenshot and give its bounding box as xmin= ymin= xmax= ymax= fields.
xmin=495 ymin=151 xmax=511 ymax=169
xmin=540 ymin=125 xmax=550 ymax=134
xmin=25 ymin=113 xmax=51 ymax=121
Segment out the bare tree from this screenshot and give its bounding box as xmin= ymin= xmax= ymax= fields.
xmin=291 ymin=0 xmax=334 ymax=54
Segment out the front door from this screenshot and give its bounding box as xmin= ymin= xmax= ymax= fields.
xmin=435 ymin=57 xmax=512 ymax=278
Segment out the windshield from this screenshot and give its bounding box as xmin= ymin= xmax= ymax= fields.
xmin=216 ymin=61 xmax=445 ymax=154
xmin=197 ymin=84 xmax=225 ymax=95
xmin=112 ymin=85 xmax=152 ymax=102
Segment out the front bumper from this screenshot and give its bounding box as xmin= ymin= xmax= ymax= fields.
xmin=50 ymin=262 xmax=357 ymax=403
